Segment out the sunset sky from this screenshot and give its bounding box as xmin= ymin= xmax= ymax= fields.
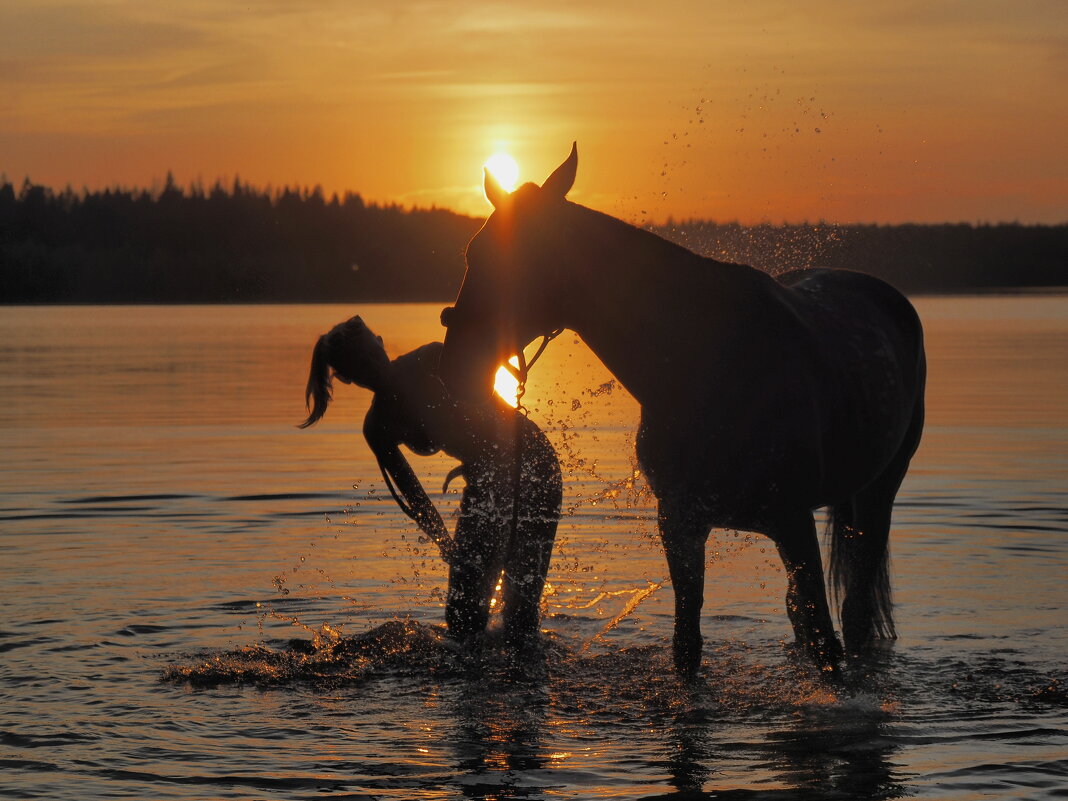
xmin=2 ymin=0 xmax=1066 ymax=224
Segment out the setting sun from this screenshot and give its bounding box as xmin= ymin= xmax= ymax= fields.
xmin=493 ymin=357 xmax=521 ymax=407
xmin=483 ymin=154 xmax=520 ymax=192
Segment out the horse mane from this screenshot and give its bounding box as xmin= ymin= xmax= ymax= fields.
xmin=564 ymin=202 xmax=726 ymax=271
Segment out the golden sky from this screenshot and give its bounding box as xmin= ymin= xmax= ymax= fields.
xmin=2 ymin=0 xmax=1066 ymax=223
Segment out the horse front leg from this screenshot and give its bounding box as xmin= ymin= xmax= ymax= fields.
xmin=658 ymin=501 xmax=710 ymax=676
xmin=767 ymin=510 xmax=843 ymax=678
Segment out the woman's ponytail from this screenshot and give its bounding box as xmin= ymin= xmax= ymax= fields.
xmin=298 ymin=335 xmax=333 ymax=428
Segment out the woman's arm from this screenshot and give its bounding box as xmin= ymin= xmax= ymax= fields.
xmin=364 ymin=418 xmax=456 ymax=564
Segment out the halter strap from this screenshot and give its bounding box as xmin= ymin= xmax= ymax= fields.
xmin=503 ymin=329 xmax=564 ymax=386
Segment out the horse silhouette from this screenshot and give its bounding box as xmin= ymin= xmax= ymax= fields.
xmin=438 ymin=144 xmax=926 ymax=677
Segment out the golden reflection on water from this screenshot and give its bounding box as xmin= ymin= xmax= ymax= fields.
xmin=913 ymin=295 xmax=1068 ymax=430
xmin=2 ymin=297 xmax=1066 ymax=800
xmin=2 ymin=298 xmax=1063 ymax=652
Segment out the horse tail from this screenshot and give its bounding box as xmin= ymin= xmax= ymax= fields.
xmin=298 ymin=335 xmax=333 ymax=429
xmin=826 ymin=504 xmax=896 ymax=642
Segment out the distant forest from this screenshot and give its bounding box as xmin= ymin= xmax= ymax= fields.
xmin=1 ymin=176 xmax=1065 ymax=303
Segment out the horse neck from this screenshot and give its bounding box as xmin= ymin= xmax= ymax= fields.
xmin=556 ymin=208 xmax=754 ymax=408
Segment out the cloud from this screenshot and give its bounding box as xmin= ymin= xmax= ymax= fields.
xmin=0 ymin=3 xmax=206 ymax=60
xmin=447 ymin=5 xmax=602 ymax=34
xmin=1 ymin=0 xmax=1064 ymax=222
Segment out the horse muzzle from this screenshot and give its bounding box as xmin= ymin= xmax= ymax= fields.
xmin=439 ymin=323 xmax=501 ymax=402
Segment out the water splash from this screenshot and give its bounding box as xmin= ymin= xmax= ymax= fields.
xmin=163 ymin=619 xmax=461 ymax=688
xmin=581 ymin=580 xmax=666 ymax=652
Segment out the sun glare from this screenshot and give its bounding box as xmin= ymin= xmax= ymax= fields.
xmin=493 ymin=357 xmax=521 ymax=407
xmin=484 ymin=153 xmax=520 ymax=192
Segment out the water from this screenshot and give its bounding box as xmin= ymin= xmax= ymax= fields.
xmin=1 ymin=297 xmax=1066 ymax=800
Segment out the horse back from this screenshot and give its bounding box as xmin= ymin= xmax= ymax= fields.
xmin=776 ymin=268 xmax=924 ymax=376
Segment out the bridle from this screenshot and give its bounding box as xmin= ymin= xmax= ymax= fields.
xmin=438 ymin=304 xmax=562 ymax=413
xmin=502 ymin=328 xmax=564 ymax=413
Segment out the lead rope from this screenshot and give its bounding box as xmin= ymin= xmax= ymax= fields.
xmin=507 ymin=329 xmax=563 ymax=604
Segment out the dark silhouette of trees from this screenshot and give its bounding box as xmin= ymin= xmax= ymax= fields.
xmin=0 ymin=176 xmax=1064 ymax=303
xmin=0 ymin=177 xmax=481 ymax=303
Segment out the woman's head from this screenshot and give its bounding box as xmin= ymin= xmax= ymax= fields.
xmin=299 ymin=315 xmax=391 ymax=428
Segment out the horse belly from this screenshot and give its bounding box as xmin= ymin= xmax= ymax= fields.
xmin=636 ymin=390 xmax=825 ymax=525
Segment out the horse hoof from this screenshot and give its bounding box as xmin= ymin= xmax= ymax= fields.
xmin=672 ymin=638 xmax=703 ymax=676
xmin=819 ymin=659 xmax=845 ymax=686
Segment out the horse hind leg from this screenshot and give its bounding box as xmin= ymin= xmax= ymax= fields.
xmin=768 ymin=509 xmax=843 ymax=676
xmin=828 ymin=493 xmax=894 ymax=655
xmin=830 ymin=399 xmax=924 ymax=654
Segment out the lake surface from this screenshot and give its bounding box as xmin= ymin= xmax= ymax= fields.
xmin=1 ymin=297 xmax=1066 ymax=800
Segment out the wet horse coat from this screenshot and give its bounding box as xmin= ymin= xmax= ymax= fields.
xmin=439 ymin=145 xmax=926 ymax=675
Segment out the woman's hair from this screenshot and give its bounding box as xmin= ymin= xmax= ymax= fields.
xmin=299 ymin=315 xmax=390 ymax=428
xmin=299 ymin=334 xmax=334 ymax=428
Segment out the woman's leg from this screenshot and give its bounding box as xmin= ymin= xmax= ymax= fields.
xmin=445 ymin=485 xmax=506 ymax=640
xmin=500 ymin=513 xmax=558 ymax=646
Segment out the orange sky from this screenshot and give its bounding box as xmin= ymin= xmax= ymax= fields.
xmin=2 ymin=1 xmax=1066 ymax=224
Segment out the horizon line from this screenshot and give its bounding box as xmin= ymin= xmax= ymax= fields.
xmin=3 ymin=172 xmax=1065 ymax=230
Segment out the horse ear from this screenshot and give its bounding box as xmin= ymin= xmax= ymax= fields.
xmin=542 ymin=142 xmax=577 ymax=199
xmin=484 ymin=167 xmax=509 ymax=209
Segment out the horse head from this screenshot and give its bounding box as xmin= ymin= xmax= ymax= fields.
xmin=439 ymin=143 xmax=579 ymax=400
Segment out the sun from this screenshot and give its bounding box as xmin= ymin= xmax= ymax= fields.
xmin=484 ymin=153 xmax=520 ymax=192
xmin=493 ymin=357 xmax=521 ymax=407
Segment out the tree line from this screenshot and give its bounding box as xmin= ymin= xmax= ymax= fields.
xmin=0 ymin=175 xmax=481 ymax=303
xmin=1 ymin=176 xmax=1064 ymax=303
xmin=653 ymin=218 xmax=1067 ymax=293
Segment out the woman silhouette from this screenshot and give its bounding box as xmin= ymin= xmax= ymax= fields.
xmin=300 ymin=315 xmax=561 ymax=646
